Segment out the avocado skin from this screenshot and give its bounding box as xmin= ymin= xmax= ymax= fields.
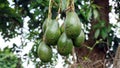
xmin=37 ymin=41 xmax=52 ymax=62
xmin=57 ymin=32 xmax=73 ymax=56
xmin=73 ymin=30 xmax=85 ymax=47
xmin=44 ymin=20 xmax=61 ymax=45
xmin=65 ymin=12 xmax=81 ymax=39
xmin=42 ymin=18 xmax=52 ymax=33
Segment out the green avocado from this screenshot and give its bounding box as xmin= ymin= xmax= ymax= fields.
xmin=73 ymin=30 xmax=85 ymax=47
xmin=42 ymin=18 xmax=52 ymax=33
xmin=65 ymin=12 xmax=82 ymax=39
xmin=57 ymin=32 xmax=73 ymax=56
xmin=37 ymin=41 xmax=52 ymax=62
xmin=44 ymin=19 xmax=61 ymax=45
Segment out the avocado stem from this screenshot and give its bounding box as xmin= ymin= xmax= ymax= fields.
xmin=71 ymin=0 xmax=75 ymax=11
xmin=48 ymin=0 xmax=52 ymax=19
xmin=69 ymin=0 xmax=75 ymax=11
xmin=55 ymin=0 xmax=62 ymax=20
xmin=66 ymin=0 xmax=75 ymax=12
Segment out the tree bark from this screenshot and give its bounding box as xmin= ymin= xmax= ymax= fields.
xmin=113 ymin=44 xmax=120 ymax=68
xmin=74 ymin=0 xmax=109 ymax=68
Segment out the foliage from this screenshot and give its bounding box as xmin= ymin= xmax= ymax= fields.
xmin=0 ymin=0 xmax=23 ymax=40
xmin=0 ymin=47 xmax=22 ymax=68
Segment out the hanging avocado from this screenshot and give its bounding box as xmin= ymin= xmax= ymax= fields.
xmin=42 ymin=18 xmax=52 ymax=33
xmin=73 ymin=30 xmax=85 ymax=47
xmin=44 ymin=20 xmax=61 ymax=45
xmin=65 ymin=12 xmax=81 ymax=39
xmin=37 ymin=41 xmax=52 ymax=62
xmin=57 ymin=32 xmax=73 ymax=56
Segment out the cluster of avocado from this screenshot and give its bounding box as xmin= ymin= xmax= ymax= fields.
xmin=37 ymin=11 xmax=85 ymax=62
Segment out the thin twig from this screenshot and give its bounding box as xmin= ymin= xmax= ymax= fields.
xmin=86 ymin=41 xmax=98 ymax=59
xmin=56 ymin=0 xmax=62 ymax=20
xmin=72 ymin=47 xmax=76 ymax=63
xmin=52 ymin=0 xmax=58 ymax=7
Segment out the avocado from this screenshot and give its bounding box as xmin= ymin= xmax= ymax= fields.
xmin=73 ymin=30 xmax=85 ymax=47
xmin=65 ymin=12 xmax=82 ymax=39
xmin=37 ymin=41 xmax=52 ymax=62
xmin=42 ymin=18 xmax=52 ymax=33
xmin=57 ymin=32 xmax=73 ymax=56
xmin=44 ymin=19 xmax=61 ymax=45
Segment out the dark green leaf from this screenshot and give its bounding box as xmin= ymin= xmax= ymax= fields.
xmin=100 ymin=20 xmax=106 ymax=27
xmin=101 ymin=27 xmax=108 ymax=39
xmin=93 ymin=23 xmax=101 ymax=29
xmin=107 ymin=24 xmax=112 ymax=33
xmin=87 ymin=8 xmax=92 ymax=21
xmin=36 ymin=0 xmax=42 ymax=3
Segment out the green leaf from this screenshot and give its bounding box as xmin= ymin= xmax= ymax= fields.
xmin=93 ymin=9 xmax=99 ymax=19
xmin=34 ymin=9 xmax=40 ymax=16
xmin=100 ymin=20 xmax=106 ymax=27
xmin=107 ymin=24 xmax=112 ymax=33
xmin=36 ymin=0 xmax=42 ymax=3
xmin=87 ymin=8 xmax=92 ymax=21
xmin=93 ymin=23 xmax=101 ymax=29
xmin=101 ymin=27 xmax=108 ymax=39
xmin=94 ymin=29 xmax=100 ymax=39
xmin=91 ymin=4 xmax=101 ymax=9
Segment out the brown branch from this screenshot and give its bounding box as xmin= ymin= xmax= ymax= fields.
xmin=113 ymin=44 xmax=120 ymax=68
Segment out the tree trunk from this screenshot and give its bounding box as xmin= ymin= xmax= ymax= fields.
xmin=113 ymin=44 xmax=120 ymax=68
xmin=74 ymin=0 xmax=109 ymax=68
